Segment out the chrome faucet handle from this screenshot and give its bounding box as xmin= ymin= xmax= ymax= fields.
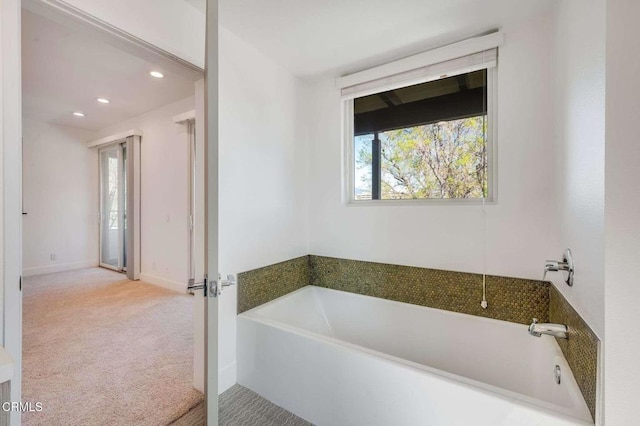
xmin=542 ymin=249 xmax=575 ymax=286
xmin=545 ymin=260 xmax=559 ymax=271
xmin=543 ymin=261 xmax=558 ymax=281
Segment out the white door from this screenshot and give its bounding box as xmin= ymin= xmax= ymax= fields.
xmin=205 ymin=1 xmax=220 ymax=423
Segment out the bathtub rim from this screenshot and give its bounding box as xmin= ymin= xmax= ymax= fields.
xmin=239 ymin=285 xmax=594 ymax=425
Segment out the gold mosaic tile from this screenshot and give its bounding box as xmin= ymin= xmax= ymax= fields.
xmin=309 ymin=255 xmax=549 ymax=325
xmin=237 ymin=256 xmax=309 ymax=313
xmin=550 ymin=285 xmax=599 ymax=421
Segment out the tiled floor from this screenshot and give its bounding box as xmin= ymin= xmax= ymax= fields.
xmin=171 ymin=385 xmax=313 ymax=426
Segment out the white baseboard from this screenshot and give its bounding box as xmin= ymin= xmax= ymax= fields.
xmin=219 ymin=361 xmax=237 ymax=394
xmin=22 ymin=260 xmax=98 ymax=277
xmin=139 ymin=272 xmax=186 ymax=293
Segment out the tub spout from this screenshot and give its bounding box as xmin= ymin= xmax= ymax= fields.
xmin=528 ymin=318 xmax=568 ymax=339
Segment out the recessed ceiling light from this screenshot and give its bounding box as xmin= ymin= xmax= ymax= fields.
xmin=150 ymin=71 xmax=164 ymax=79
xmin=73 ymin=112 xmax=85 ymax=117
xmin=97 ymin=98 xmax=110 ymax=104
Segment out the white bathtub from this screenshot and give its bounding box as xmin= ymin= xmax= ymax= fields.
xmin=237 ymin=286 xmax=593 ymax=426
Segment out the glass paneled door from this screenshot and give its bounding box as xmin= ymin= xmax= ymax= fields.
xmin=99 ymin=143 xmax=126 ymax=271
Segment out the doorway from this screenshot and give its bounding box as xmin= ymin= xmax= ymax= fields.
xmin=99 ymin=143 xmax=126 ymax=271
xmin=96 ymin=134 xmax=141 ymax=280
xmin=19 ymin=3 xmax=205 ymax=425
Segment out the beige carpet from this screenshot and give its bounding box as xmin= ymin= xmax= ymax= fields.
xmin=22 ymin=267 xmax=203 ymax=426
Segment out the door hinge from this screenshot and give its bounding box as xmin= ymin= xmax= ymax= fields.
xmin=19 ymin=275 xmax=22 ymax=291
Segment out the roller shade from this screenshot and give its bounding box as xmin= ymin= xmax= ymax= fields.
xmin=341 ymin=48 xmax=497 ymax=100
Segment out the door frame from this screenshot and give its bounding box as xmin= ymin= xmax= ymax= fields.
xmin=2 ymin=1 xmax=207 ymax=425
xmin=2 ymin=1 xmax=24 ymax=425
xmin=173 ymin=108 xmax=207 ymax=394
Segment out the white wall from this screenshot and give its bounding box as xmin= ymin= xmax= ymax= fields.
xmin=551 ymin=0 xmax=605 ymax=338
xmin=22 ymin=118 xmax=99 ymax=276
xmin=307 ymin=12 xmax=558 ymax=283
xmin=217 ymin=27 xmax=310 ymax=391
xmin=604 ymin=0 xmax=640 ymax=422
xmin=93 ymin=96 xmax=195 ymax=292
xmin=61 ymin=0 xmax=205 ymax=68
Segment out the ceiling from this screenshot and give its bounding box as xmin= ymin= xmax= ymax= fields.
xmin=22 ymin=9 xmax=203 ymax=131
xmin=23 ymin=0 xmax=556 ymax=129
xmin=186 ymin=0 xmax=555 ymax=80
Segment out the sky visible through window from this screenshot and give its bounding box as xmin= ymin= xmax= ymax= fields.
xmin=354 ymin=134 xmax=373 ymax=199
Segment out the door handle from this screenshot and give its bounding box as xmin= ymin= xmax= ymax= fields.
xmin=190 ymin=274 xmax=236 ymax=297
xmin=188 ymin=274 xmax=208 ymax=295
xmin=220 ymin=274 xmax=236 ymax=289
xmin=212 ymin=274 xmax=236 ymax=297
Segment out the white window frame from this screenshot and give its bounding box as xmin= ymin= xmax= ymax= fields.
xmin=344 ymin=68 xmax=498 ymax=205
xmin=340 ymin=34 xmax=501 ymax=206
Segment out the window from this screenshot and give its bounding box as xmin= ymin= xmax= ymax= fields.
xmin=345 ymin=51 xmax=496 ymax=202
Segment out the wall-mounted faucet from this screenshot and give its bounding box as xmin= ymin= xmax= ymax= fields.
xmin=543 ymin=248 xmax=574 ymax=286
xmin=528 ymin=318 xmax=568 ymax=339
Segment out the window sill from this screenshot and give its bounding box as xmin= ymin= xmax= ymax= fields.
xmin=346 ymin=198 xmax=496 ymax=207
